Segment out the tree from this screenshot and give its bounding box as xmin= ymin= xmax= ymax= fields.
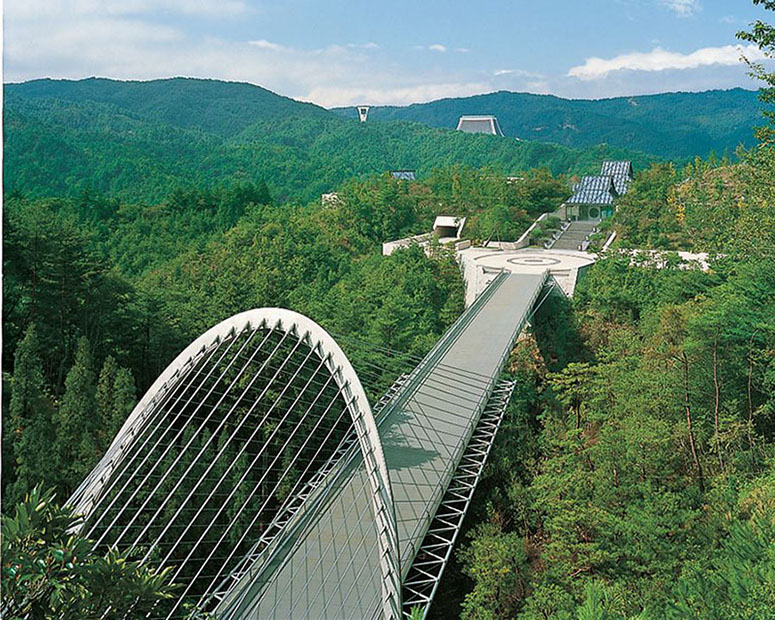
xmin=738 ymin=0 xmax=775 ymax=141
xmin=111 ymin=368 xmax=136 ymax=436
xmin=649 ymin=304 xmax=705 ymax=493
xmin=96 ymin=355 xmax=119 ymax=448
xmin=548 ymin=363 xmax=596 ymax=429
xmin=5 ymin=324 xmax=56 ymax=504
xmin=459 ymin=522 xmax=529 ymax=620
xmin=96 ymin=356 xmax=137 ymax=448
xmin=54 ymin=336 xmax=99 ymax=495
xmin=664 ymin=468 xmax=775 ymax=618
xmin=1 ymin=486 xmax=175 ymax=619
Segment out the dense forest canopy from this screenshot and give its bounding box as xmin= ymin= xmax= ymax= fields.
xmin=333 ymin=88 xmax=762 ymax=159
xmin=432 ymin=8 xmax=775 ymax=616
xmin=5 ymin=77 xmax=652 ymax=204
xmin=3 ymin=3 xmax=775 ymax=616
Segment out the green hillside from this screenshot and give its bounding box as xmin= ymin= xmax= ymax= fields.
xmin=4 ymin=78 xmax=653 ymax=204
xmin=333 ymin=89 xmax=761 ymax=159
xmin=7 ymin=77 xmax=331 ymax=137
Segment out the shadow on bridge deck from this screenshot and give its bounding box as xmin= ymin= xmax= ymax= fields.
xmin=224 ymin=271 xmax=548 ymax=619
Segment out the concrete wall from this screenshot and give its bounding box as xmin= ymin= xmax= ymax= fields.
xmin=382 ymin=233 xmax=432 ymax=256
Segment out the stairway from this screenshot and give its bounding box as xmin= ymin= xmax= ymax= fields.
xmin=550 ymin=220 xmax=598 ymax=251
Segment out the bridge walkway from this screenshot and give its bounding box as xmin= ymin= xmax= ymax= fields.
xmin=219 ymin=271 xmax=548 ymax=619
xmin=384 ymin=271 xmax=547 ymax=575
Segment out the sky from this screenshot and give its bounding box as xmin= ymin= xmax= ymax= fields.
xmin=4 ymin=0 xmax=775 ymax=108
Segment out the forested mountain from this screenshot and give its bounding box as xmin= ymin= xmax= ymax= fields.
xmin=4 ymin=78 xmax=651 ymax=203
xmin=431 ymin=146 xmax=775 ymax=619
xmin=4 ymin=6 xmax=775 ymax=615
xmin=6 ymin=77 xmax=330 ymax=137
xmin=334 ymin=88 xmax=760 ymax=159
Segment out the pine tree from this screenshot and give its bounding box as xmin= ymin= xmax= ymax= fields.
xmin=54 ymin=336 xmax=98 ymax=495
xmin=111 ymin=367 xmax=136 ymax=438
xmin=6 ymin=324 xmax=56 ymax=504
xmin=95 ymin=356 xmax=137 ymax=448
xmin=96 ymin=354 xmax=118 ymax=450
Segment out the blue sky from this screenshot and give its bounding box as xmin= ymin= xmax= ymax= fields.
xmin=5 ymin=0 xmax=774 ymax=106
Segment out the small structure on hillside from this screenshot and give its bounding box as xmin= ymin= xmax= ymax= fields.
xmin=456 ymin=115 xmax=504 ymax=136
xmin=382 ymin=215 xmax=468 ymax=256
xmin=433 ymin=216 xmax=467 ymax=239
xmin=321 ymin=192 xmax=341 ymax=207
xmin=391 ymin=170 xmax=416 ymax=181
xmin=564 ymin=176 xmax=619 ymax=221
xmin=357 ymin=105 xmax=370 ymax=122
xmin=600 ymin=161 xmax=634 ymax=195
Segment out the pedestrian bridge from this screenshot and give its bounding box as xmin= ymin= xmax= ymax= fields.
xmin=68 ymin=270 xmax=551 ymax=619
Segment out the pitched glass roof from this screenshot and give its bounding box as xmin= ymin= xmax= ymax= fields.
xmin=601 ymin=161 xmax=633 ymax=194
xmin=601 ymin=161 xmax=633 ymax=177
xmin=566 ymin=175 xmax=619 ymax=205
xmin=391 ymin=170 xmax=416 ymax=181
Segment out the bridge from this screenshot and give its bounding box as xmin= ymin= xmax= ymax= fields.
xmin=68 ymin=270 xmax=552 ymax=619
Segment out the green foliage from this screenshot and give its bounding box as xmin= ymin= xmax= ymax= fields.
xmin=409 ymin=605 xmax=425 ymax=620
xmin=1 ymin=162 xmax=472 ymax=505
xmin=610 ymin=162 xmax=681 ymax=249
xmin=4 ymin=33 xmax=775 ymax=618
xmin=2 ymin=196 xmax=140 ymax=388
xmin=96 ymin=356 xmax=137 ymax=445
xmin=1 ymin=486 xmax=175 ymax=619
xmin=5 ymin=325 xmax=56 ymax=504
xmin=737 ymin=0 xmax=775 ymax=141
xmin=453 ymin=234 xmax=775 ymax=618
xmin=54 ymin=337 xmax=99 ymax=496
xmin=334 ymin=88 xmax=760 ymax=159
xmin=459 ymin=523 xmax=529 ymax=620
xmin=4 ymin=78 xmax=652 ymax=204
xmin=610 ymin=147 xmax=775 ymax=258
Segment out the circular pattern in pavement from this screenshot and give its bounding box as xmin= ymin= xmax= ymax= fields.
xmin=507 ymin=256 xmax=563 ymax=266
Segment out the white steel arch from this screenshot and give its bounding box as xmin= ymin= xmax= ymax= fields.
xmin=68 ymin=308 xmax=401 ymax=619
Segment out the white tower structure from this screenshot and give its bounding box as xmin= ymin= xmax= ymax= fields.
xmin=357 ymin=105 xmax=371 ymax=122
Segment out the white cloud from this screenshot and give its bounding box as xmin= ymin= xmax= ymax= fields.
xmin=248 ymin=39 xmax=286 ymax=52
xmin=4 ymin=0 xmax=769 ymax=108
xmin=302 ymin=81 xmax=491 ymax=108
xmin=428 ymin=44 xmax=447 ymax=53
xmin=494 ymin=68 xmax=544 ymax=78
xmin=660 ymin=0 xmax=700 ymax=17
xmin=568 ymin=44 xmax=766 ymax=80
xmin=5 ymin=0 xmax=250 ymax=18
xmin=456 ymin=47 xmax=471 ymax=53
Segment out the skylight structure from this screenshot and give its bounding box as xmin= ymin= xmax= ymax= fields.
xmin=391 ymin=170 xmax=416 ymax=181
xmin=600 ymin=161 xmax=634 ymax=195
xmin=455 ymin=115 xmax=504 ymax=136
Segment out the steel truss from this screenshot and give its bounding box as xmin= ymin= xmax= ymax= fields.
xmin=67 ymin=309 xmax=401 ymax=620
xmin=401 ymin=378 xmax=517 ymax=618
xmin=206 ymin=372 xmax=411 ymax=607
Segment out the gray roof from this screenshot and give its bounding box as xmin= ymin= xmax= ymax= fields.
xmin=455 ymin=115 xmax=504 ymax=137
xmin=600 ymin=161 xmax=633 ymax=195
xmin=566 ymin=175 xmax=619 ymax=206
xmin=391 ymin=170 xmax=416 ymax=181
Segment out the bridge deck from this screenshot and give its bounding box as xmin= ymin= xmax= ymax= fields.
xmin=384 ymin=272 xmax=547 ymax=572
xmin=230 ymin=272 xmax=547 ymax=618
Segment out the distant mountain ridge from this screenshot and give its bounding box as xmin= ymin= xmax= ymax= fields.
xmin=6 ymin=77 xmax=331 ymax=137
xmin=333 ymin=89 xmax=761 ymax=159
xmin=4 ymin=77 xmax=656 ymax=203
